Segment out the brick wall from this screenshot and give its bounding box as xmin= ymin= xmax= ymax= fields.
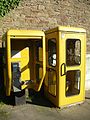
xmin=0 ymin=0 xmax=90 ymax=52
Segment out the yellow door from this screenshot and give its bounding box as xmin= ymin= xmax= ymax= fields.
xmin=59 ymin=32 xmax=86 ymax=107
xmin=44 ymin=32 xmax=59 ymax=106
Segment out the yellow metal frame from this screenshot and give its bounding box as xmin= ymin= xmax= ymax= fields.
xmin=44 ymin=31 xmax=59 ymax=106
xmin=4 ymin=30 xmax=46 ymax=96
xmin=45 ymin=26 xmax=86 ymax=107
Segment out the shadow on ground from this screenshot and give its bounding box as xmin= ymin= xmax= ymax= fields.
xmin=0 ymin=48 xmax=15 ymax=105
xmin=0 ymin=87 xmax=54 ymax=108
xmin=26 ymin=89 xmax=55 ymax=108
xmin=85 ymin=97 xmax=90 ymax=99
xmin=85 ymin=91 xmax=90 ymax=99
xmin=0 ymin=88 xmax=15 ymax=105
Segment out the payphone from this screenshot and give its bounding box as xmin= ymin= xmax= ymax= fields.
xmin=44 ymin=26 xmax=86 ymax=107
xmin=12 ymin=62 xmax=22 ymax=92
xmin=3 ymin=30 xmax=46 ymax=103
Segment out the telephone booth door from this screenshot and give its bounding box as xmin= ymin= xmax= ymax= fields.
xmin=44 ymin=31 xmax=59 ymax=107
xmin=59 ymin=32 xmax=86 ymax=107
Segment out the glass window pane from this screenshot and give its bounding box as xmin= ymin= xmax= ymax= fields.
xmin=48 ymin=69 xmax=56 ymax=96
xmin=36 ymin=64 xmax=43 ymax=83
xmin=66 ymin=70 xmax=80 ymax=97
xmin=35 ymin=40 xmax=43 ymax=62
xmin=45 ymin=38 xmax=57 ymax=96
xmin=48 ymin=39 xmax=56 ymax=67
xmin=66 ymin=39 xmax=81 ymax=66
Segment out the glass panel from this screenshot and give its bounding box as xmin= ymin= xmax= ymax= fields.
xmin=48 ymin=68 xmax=56 ymax=96
xmin=45 ymin=38 xmax=57 ymax=96
xmin=66 ymin=39 xmax=81 ymax=66
xmin=48 ymin=39 xmax=56 ymax=67
xmin=36 ymin=64 xmax=43 ymax=83
xmin=66 ymin=70 xmax=80 ymax=97
xmin=35 ymin=40 xmax=43 ymax=62
xmin=35 ymin=40 xmax=43 ymax=83
xmin=44 ymin=68 xmax=48 ymax=87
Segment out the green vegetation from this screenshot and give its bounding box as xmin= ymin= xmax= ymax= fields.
xmin=0 ymin=0 xmax=21 ymax=17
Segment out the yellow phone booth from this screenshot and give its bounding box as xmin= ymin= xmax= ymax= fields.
xmin=2 ymin=30 xmax=46 ymax=102
xmin=44 ymin=26 xmax=86 ymax=107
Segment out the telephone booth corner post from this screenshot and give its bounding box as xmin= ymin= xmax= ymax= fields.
xmin=6 ymin=32 xmax=12 ymax=96
xmin=44 ymin=26 xmax=86 ymax=107
xmin=3 ymin=30 xmax=46 ymax=105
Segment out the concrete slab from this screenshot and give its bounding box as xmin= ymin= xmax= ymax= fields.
xmin=1 ymin=90 xmax=90 ymax=120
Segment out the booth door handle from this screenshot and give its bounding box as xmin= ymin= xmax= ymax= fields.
xmin=61 ymin=63 xmax=66 ymax=76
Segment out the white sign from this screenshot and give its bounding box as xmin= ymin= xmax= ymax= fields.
xmin=12 ymin=50 xmax=21 ymax=58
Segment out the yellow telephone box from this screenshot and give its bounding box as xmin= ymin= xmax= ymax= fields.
xmin=3 ymin=30 xmax=46 ymax=97
xmin=44 ymin=26 xmax=86 ymax=107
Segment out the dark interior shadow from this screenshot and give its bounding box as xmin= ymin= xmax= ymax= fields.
xmin=0 ymin=42 xmax=54 ymax=107
xmin=85 ymin=91 xmax=90 ymax=100
xmin=85 ymin=97 xmax=90 ymax=99
xmin=0 ymin=91 xmax=15 ymax=105
xmin=0 ymin=48 xmax=15 ymax=105
xmin=26 ymin=88 xmax=55 ymax=108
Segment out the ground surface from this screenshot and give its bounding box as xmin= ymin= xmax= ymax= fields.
xmin=0 ymin=90 xmax=90 ymax=120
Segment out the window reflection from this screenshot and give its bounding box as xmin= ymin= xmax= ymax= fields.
xmin=66 ymin=39 xmax=81 ymax=66
xmin=66 ymin=70 xmax=80 ymax=97
xmin=48 ymin=39 xmax=56 ymax=67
